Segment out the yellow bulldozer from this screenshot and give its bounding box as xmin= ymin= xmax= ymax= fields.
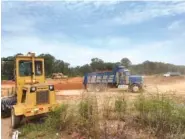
xmin=1 ymin=52 xmax=58 ymax=128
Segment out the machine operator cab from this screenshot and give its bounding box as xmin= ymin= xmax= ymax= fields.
xmin=11 ymin=52 xmax=58 ymax=129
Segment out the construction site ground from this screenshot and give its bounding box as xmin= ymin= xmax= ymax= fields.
xmin=1 ymin=75 xmax=185 ymax=139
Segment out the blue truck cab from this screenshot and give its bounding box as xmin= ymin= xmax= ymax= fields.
xmin=83 ymin=66 xmax=143 ymax=92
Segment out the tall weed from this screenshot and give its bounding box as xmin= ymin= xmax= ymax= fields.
xmin=134 ymin=93 xmax=185 ymax=137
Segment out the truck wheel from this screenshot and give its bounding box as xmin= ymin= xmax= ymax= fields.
xmin=11 ymin=109 xmax=21 ymax=129
xmin=100 ymin=84 xmax=107 ymax=92
xmin=130 ymin=84 xmax=141 ymax=93
xmin=87 ymin=84 xmax=93 ymax=92
xmin=95 ymin=84 xmax=101 ymax=92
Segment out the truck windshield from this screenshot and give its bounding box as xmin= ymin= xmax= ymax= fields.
xmin=125 ymin=71 xmax=130 ymax=76
xmin=19 ymin=60 xmax=43 ymax=76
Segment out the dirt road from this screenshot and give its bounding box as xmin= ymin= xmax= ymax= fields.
xmin=1 ymin=118 xmax=11 ymax=139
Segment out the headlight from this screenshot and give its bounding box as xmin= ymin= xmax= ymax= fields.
xmin=49 ymin=85 xmax=54 ymax=91
xmin=30 ymin=87 xmax=36 ymax=92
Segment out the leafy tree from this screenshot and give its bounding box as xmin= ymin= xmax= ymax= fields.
xmin=90 ymin=58 xmax=104 ymax=71
xmin=53 ymin=60 xmax=64 ymax=73
xmin=120 ymin=58 xmax=132 ymax=68
xmin=38 ymin=54 xmax=55 ymax=76
xmin=63 ymin=62 xmax=70 ymax=75
xmin=1 ymin=53 xmax=185 ymax=80
xmin=79 ymin=64 xmax=92 ymax=75
xmin=14 ymin=53 xmax=23 ymax=57
xmin=104 ymin=62 xmax=117 ymax=70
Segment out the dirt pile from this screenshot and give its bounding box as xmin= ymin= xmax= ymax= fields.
xmin=47 ymin=77 xmax=84 ymax=90
xmin=1 ymin=77 xmax=84 ymax=90
xmin=54 ymin=82 xmax=83 ymax=90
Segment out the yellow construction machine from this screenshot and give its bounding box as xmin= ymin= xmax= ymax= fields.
xmin=9 ymin=52 xmax=58 ymax=128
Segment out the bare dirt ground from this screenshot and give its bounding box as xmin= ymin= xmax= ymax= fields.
xmin=1 ymin=118 xmax=12 ymax=139
xmin=1 ymin=76 xmax=185 ymax=139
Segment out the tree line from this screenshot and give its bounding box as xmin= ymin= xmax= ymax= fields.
xmin=1 ymin=53 xmax=185 ymax=80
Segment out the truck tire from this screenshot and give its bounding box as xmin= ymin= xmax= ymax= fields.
xmin=130 ymin=84 xmax=141 ymax=93
xmin=95 ymin=84 xmax=102 ymax=92
xmin=86 ymin=84 xmax=93 ymax=92
xmin=94 ymin=84 xmax=107 ymax=92
xmin=11 ymin=108 xmax=21 ymax=129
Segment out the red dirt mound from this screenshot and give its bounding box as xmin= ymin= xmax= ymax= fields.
xmin=48 ymin=77 xmax=84 ymax=90
xmin=1 ymin=77 xmax=84 ymax=90
xmin=68 ymin=77 xmax=83 ymax=82
xmin=54 ymin=82 xmax=84 ymax=90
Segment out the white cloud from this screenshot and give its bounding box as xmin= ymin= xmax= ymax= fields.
xmin=106 ymin=2 xmax=185 ymax=25
xmin=3 ymin=1 xmax=185 ymax=30
xmin=167 ymin=20 xmax=185 ymax=40
xmin=2 ymin=35 xmax=185 ymax=66
xmin=168 ymin=20 xmax=185 ymax=31
xmin=85 ymin=36 xmax=131 ymax=49
xmin=2 ymin=18 xmax=35 ymax=33
xmin=1 ymin=1 xmax=185 ymax=66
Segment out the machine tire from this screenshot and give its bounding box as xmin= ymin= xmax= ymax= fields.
xmin=11 ymin=108 xmax=21 ymax=129
xmin=1 ymin=96 xmax=17 ymax=118
xmin=1 ymin=109 xmax=11 ymax=118
xmin=130 ymin=84 xmax=141 ymax=93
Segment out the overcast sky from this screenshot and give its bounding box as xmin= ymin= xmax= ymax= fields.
xmin=1 ymin=1 xmax=185 ymax=66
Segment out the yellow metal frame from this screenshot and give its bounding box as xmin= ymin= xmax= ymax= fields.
xmin=13 ymin=52 xmax=58 ymax=117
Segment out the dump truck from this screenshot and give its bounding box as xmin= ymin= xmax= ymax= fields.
xmin=1 ymin=52 xmax=58 ymax=128
xmin=83 ymin=66 xmax=143 ymax=92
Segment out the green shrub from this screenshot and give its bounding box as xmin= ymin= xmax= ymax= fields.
xmin=44 ymin=104 xmax=72 ymax=131
xmin=134 ymin=94 xmax=185 ymax=137
xmin=102 ymin=97 xmax=112 ymax=119
xmin=115 ymin=98 xmax=127 ymax=113
xmin=115 ymin=97 xmax=127 ymax=121
xmin=19 ymin=104 xmax=72 ymax=138
xmin=79 ymin=100 xmax=90 ymax=119
xmin=77 ymin=95 xmax=100 ymax=138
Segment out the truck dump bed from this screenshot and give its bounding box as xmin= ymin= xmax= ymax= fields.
xmin=84 ymin=71 xmax=116 ymax=84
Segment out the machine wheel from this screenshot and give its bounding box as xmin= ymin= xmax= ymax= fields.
xmin=130 ymin=84 xmax=141 ymax=93
xmin=11 ymin=109 xmax=21 ymax=129
xmin=1 ymin=109 xmax=11 ymax=118
xmin=1 ymin=96 xmax=17 ymax=118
